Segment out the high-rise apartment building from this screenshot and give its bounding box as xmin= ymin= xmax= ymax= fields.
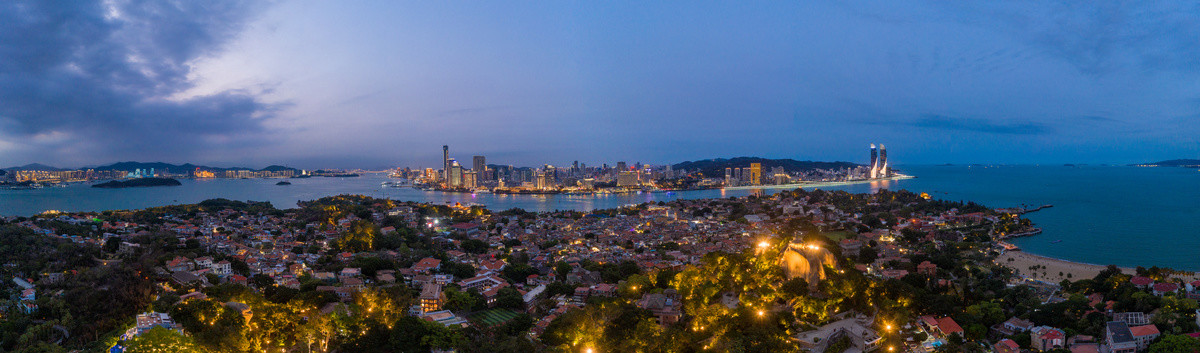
xmin=617 ymin=171 xmax=639 ymax=187
xmin=442 ymin=145 xmax=450 ymax=182
xmin=869 ymin=144 xmax=879 ymax=179
xmin=463 ymin=170 xmax=477 ymax=189
xmin=749 ymin=163 xmax=762 ymax=186
xmin=449 ymin=161 xmax=463 ymax=187
xmin=878 ymin=145 xmax=888 ymax=178
xmin=473 ymin=156 xmax=485 ymax=173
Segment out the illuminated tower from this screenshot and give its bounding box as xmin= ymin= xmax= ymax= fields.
xmin=749 ymin=163 xmax=762 ymax=186
xmin=878 ymin=144 xmax=888 ymax=178
xmin=869 ymin=144 xmax=878 ymax=179
xmin=442 ymin=145 xmax=450 ymax=182
xmin=724 ymin=167 xmax=732 ymax=186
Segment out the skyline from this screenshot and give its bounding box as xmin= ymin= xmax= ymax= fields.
xmin=1 ymin=1 xmax=1199 ymax=169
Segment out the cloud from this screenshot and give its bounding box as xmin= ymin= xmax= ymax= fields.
xmin=0 ymin=1 xmax=276 ymax=164
xmin=877 ymin=115 xmax=1052 ymax=135
xmin=947 ymin=2 xmax=1200 ymax=75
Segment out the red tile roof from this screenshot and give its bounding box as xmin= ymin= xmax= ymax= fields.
xmin=937 ymin=317 xmax=964 ymax=334
xmin=1153 ymin=282 xmax=1179 ymax=292
xmin=1131 ymin=276 xmax=1154 ymax=286
xmin=1130 ymin=324 xmax=1160 ymax=337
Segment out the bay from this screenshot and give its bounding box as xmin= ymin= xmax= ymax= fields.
xmin=1 ymin=165 xmax=1197 ymax=270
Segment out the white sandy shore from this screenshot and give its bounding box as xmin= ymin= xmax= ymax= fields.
xmin=997 ymin=251 xmax=1200 ymax=283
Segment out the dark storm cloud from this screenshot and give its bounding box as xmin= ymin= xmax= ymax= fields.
xmin=0 ymin=1 xmax=275 ymax=162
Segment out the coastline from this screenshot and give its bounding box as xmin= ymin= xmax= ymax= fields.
xmin=722 ymin=174 xmax=915 ymax=191
xmin=996 ymin=251 xmax=1200 ymax=283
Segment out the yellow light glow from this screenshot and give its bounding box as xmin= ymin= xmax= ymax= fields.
xmin=757 ymin=241 xmax=769 ymax=248
xmin=757 ymin=310 xmax=764 ymax=316
xmin=585 ymin=349 xmax=594 ymax=353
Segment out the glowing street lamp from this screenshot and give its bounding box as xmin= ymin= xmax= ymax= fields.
xmin=757 ymin=310 xmax=764 ymax=317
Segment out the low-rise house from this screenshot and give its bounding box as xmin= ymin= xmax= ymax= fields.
xmin=1152 ymin=282 xmax=1179 ymax=296
xmin=213 ymin=260 xmax=232 ymax=276
xmin=419 ymin=283 xmax=446 ymax=313
xmin=993 ymin=339 xmax=1019 ymax=353
xmin=123 ymin=312 xmax=181 ymax=339
xmin=1030 ymin=326 xmax=1066 ymax=351
xmin=992 ymin=317 xmax=1035 ymax=336
xmin=412 ymin=257 xmax=442 ymax=273
xmin=637 ymin=289 xmax=682 ymax=326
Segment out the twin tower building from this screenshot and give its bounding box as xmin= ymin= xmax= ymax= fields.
xmin=869 ymin=144 xmax=889 ymax=179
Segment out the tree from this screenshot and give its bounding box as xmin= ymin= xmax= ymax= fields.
xmin=104 ymin=236 xmax=122 ymax=253
xmin=1149 ymin=335 xmax=1200 ymax=353
xmin=251 ymin=274 xmax=274 ymax=288
xmin=555 ymin=261 xmax=572 ymax=278
xmin=492 ymin=288 xmax=525 ymax=310
xmin=460 ymin=239 xmax=489 ymax=254
xmin=123 ymin=326 xmax=204 ymax=353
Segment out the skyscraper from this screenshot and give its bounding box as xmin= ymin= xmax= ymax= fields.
xmin=749 ymin=163 xmax=762 ymax=186
xmin=869 ymin=144 xmax=879 ymax=179
xmin=616 ymin=161 xmax=627 ymax=171
xmin=472 ymin=155 xmax=486 ymax=180
xmin=878 ymin=145 xmax=888 ymax=178
xmin=724 ymin=167 xmax=732 ymax=186
xmin=449 ymin=160 xmax=463 ymax=187
xmin=442 ymin=145 xmax=450 ymax=182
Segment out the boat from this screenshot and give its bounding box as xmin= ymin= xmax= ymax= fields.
xmin=1050 ymin=239 xmax=1062 ymax=243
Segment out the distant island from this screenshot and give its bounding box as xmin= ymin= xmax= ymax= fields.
xmin=276 ymin=181 xmax=292 ymax=185
xmin=92 ymin=177 xmax=182 ymax=188
xmin=1134 ymin=159 xmax=1200 ymax=167
xmin=671 ymin=157 xmax=860 ymax=178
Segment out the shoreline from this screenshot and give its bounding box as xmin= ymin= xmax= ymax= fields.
xmin=996 ymin=251 xmax=1200 ymax=283
xmin=722 ymin=174 xmax=915 ymax=191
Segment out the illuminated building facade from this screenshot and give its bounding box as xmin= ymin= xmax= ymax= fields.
xmin=749 ymin=163 xmax=762 ymax=186
xmin=869 ymin=144 xmax=879 ymax=179
xmin=878 ymin=144 xmax=888 ymax=177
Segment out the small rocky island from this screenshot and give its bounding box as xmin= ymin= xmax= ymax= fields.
xmin=276 ymin=181 xmax=292 ymax=185
xmin=92 ymin=177 xmax=182 ymax=188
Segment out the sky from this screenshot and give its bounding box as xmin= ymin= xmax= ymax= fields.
xmin=0 ymin=1 xmax=1198 ymax=169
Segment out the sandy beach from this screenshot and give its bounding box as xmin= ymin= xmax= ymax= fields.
xmin=997 ymin=251 xmax=1200 ymax=283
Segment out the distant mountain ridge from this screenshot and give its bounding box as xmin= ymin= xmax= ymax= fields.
xmin=3 ymin=163 xmax=68 ymax=171
xmin=6 ymin=161 xmax=299 ymax=173
xmin=672 ymin=157 xmax=861 ymax=178
xmin=1139 ymin=159 xmax=1200 ymax=167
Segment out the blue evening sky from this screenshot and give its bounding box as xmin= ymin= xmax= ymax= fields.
xmin=0 ymin=1 xmax=1197 ymax=169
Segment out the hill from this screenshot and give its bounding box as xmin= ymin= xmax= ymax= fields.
xmin=1139 ymin=159 xmax=1200 ymax=167
xmin=672 ymin=157 xmax=861 ymax=178
xmin=4 ymin=163 xmax=66 ymax=171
